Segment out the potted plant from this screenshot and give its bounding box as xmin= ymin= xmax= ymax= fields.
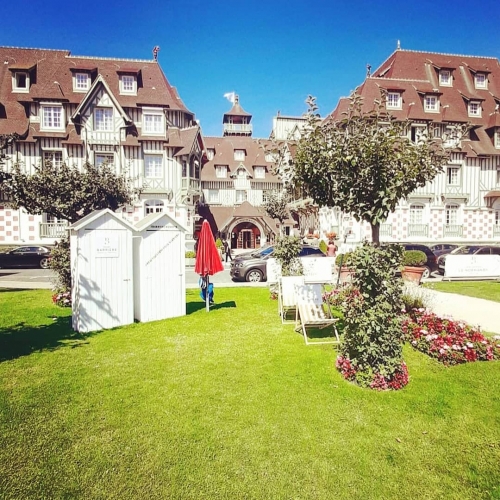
xmin=335 ymin=252 xmax=354 ymax=283
xmin=185 ymin=250 xmax=196 ymax=267
xmin=401 ymin=250 xmax=427 ymax=284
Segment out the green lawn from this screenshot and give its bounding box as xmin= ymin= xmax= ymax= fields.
xmin=425 ymin=280 xmax=500 ymax=303
xmin=1 ymin=288 xmax=499 ymax=499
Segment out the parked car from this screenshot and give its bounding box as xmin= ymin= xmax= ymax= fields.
xmin=400 ymin=243 xmax=439 ymax=279
xmin=230 ymin=245 xmax=325 ymax=282
xmin=429 ymin=243 xmax=459 ymax=257
xmin=0 ymin=245 xmax=52 ymax=269
xmin=438 ymin=245 xmax=500 ymax=274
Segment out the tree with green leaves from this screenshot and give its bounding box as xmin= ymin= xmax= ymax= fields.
xmin=262 ymin=190 xmax=289 ymax=237
xmin=293 ymin=94 xmax=454 ymax=244
xmin=6 ymin=160 xmax=137 ymax=223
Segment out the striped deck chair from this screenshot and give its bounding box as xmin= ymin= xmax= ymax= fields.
xmin=278 ymin=276 xmax=305 ymax=323
xmin=294 ymin=283 xmax=340 ymax=345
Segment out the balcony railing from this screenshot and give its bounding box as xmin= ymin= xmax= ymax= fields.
xmin=408 ymin=224 xmax=429 ymax=237
xmin=443 ymin=224 xmax=463 ymax=237
xmin=493 ymin=225 xmax=500 ymax=236
xmin=181 ymin=178 xmax=200 ymax=191
xmin=380 ymin=224 xmax=393 ymax=237
xmin=223 ymin=123 xmax=253 ymax=135
xmin=39 ymin=222 xmax=68 ymax=238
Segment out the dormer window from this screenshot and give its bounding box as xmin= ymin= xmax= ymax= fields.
xmin=74 ymin=73 xmax=90 ymax=92
xmin=12 ymin=72 xmax=29 ymax=92
xmin=41 ymin=104 xmax=64 ymax=131
xmin=215 ymin=165 xmax=227 ymax=178
xmin=495 ymin=129 xmax=500 ymax=149
xmin=254 ymin=166 xmax=265 ymax=179
xmin=386 ymin=92 xmax=402 ymax=109
xmin=474 ymin=73 xmax=487 ymax=89
xmin=142 ymin=108 xmax=164 ymax=135
xmin=424 ymin=95 xmax=439 ymax=113
xmin=468 ymin=101 xmax=481 ymax=117
xmin=234 ymin=149 xmax=245 ymax=161
xmin=120 ymin=74 xmax=137 ymax=94
xmin=207 ymin=148 xmax=215 ymax=160
xmin=439 ymin=70 xmax=452 ymax=87
xmin=94 ymin=108 xmax=113 ymax=131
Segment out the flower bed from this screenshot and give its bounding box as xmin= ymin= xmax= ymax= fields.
xmin=52 ymin=289 xmax=71 ymax=307
xmin=403 ymin=308 xmax=500 ymax=365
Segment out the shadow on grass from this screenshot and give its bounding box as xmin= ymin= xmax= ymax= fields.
xmin=0 ymin=317 xmax=96 ymax=363
xmin=186 ymin=300 xmax=237 ymax=314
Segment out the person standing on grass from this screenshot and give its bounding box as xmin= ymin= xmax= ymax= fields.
xmin=223 ymin=238 xmax=232 ymax=262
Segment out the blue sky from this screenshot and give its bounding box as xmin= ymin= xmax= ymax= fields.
xmin=2 ymin=0 xmax=500 ymax=138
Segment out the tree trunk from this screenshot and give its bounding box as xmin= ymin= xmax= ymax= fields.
xmin=370 ymin=222 xmax=380 ymax=245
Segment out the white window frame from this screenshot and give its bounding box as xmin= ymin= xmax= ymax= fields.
xmin=215 ymin=165 xmax=227 ymax=178
xmin=43 ymin=150 xmax=63 ymax=168
xmin=474 ymin=73 xmax=487 ymax=89
xmin=145 ymin=199 xmax=164 ymax=214
xmin=208 ymin=189 xmax=219 ymax=203
xmin=12 ymin=71 xmax=29 ymax=92
xmin=254 ymin=166 xmax=265 ymax=179
xmin=94 ymin=108 xmax=113 ymax=132
xmin=236 ymin=190 xmax=247 ymax=203
xmin=95 ymin=153 xmax=115 ymax=168
xmin=234 ymin=149 xmax=245 ymax=161
xmin=439 ymin=70 xmax=452 ymax=87
xmin=468 ymin=101 xmax=481 ymax=117
xmin=495 ymin=210 xmax=500 ymax=226
xmin=142 ymin=108 xmax=164 ymax=135
xmin=409 ymin=204 xmax=424 ymax=224
xmin=424 ymin=95 xmax=439 ymax=113
xmin=446 ymin=166 xmax=460 ymax=186
xmin=445 ymin=204 xmax=459 ymax=225
xmin=73 ymin=73 xmax=90 ymax=92
xmin=494 ymin=129 xmax=500 ymax=149
xmin=386 ymin=92 xmax=402 ymax=109
xmin=207 ymin=149 xmax=215 ymax=160
xmin=41 ymin=104 xmax=64 ymax=131
xmin=144 ymin=154 xmax=163 ymax=179
xmin=120 ymin=74 xmax=137 ymax=94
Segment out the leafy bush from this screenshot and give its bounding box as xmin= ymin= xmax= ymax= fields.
xmin=318 ymin=239 xmax=328 ymax=254
xmin=337 ymin=242 xmax=407 ymax=390
xmin=215 ymin=238 xmax=223 ymax=249
xmin=52 ymin=288 xmax=71 ymax=307
xmin=185 ymin=251 xmax=196 ymax=259
xmin=50 ymin=236 xmax=71 ymax=292
xmin=403 ymin=309 xmax=500 ymax=365
xmin=273 ymin=236 xmax=303 ymax=276
xmin=402 ymin=250 xmax=426 ymax=267
xmin=335 ymin=252 xmax=353 ymax=267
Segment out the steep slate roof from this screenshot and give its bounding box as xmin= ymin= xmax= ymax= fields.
xmin=328 ymin=49 xmax=500 ymax=156
xmin=0 ymin=46 xmax=194 ymax=136
xmin=202 ymin=135 xmax=281 ymax=183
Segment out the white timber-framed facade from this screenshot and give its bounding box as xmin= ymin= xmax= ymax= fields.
xmin=0 ymin=46 xmax=203 ymax=246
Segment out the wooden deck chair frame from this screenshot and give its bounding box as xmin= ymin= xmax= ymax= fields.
xmin=278 ymin=276 xmax=305 ymax=323
xmin=294 ymin=283 xmax=340 ymax=345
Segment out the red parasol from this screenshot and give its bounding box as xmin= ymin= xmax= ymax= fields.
xmin=194 ymin=220 xmax=224 ymax=311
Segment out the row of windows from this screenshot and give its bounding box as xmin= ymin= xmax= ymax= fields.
xmin=12 ymin=71 xmax=137 ymax=95
xmin=409 ymin=204 xmax=460 ymax=225
xmin=215 ymin=165 xmax=266 ymax=179
xmin=387 ymin=92 xmax=485 ymax=118
xmin=437 ymin=69 xmax=488 ymax=90
xmin=38 ymin=104 xmax=165 ymax=134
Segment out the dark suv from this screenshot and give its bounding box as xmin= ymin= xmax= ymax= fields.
xmin=401 ymin=243 xmax=439 ymax=279
xmin=230 ymin=245 xmax=325 ymax=282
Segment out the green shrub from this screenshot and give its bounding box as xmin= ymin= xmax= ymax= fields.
xmin=215 ymin=238 xmax=223 ymax=249
xmin=50 ymin=236 xmax=71 ymax=292
xmin=185 ymin=251 xmax=196 ymax=259
xmin=335 ymin=252 xmax=353 ymax=267
xmin=337 ymin=243 xmax=407 ymax=390
xmin=319 ymin=239 xmax=328 ymax=255
xmin=273 ymin=236 xmax=303 ymax=276
xmin=402 ymin=250 xmax=426 ymax=267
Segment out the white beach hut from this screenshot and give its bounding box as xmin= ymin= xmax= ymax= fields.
xmin=133 ymin=212 xmax=186 ymax=322
xmin=70 ymin=209 xmax=135 ymax=333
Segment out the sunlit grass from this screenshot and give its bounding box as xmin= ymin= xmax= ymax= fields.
xmin=425 ymin=280 xmax=500 ymax=303
xmin=0 ymin=288 xmax=499 ymax=499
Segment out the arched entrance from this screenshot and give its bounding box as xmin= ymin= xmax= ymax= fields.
xmin=229 ymin=220 xmax=263 ymax=250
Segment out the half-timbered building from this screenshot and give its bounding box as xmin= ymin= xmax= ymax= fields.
xmin=321 ymin=48 xmax=500 ymax=244
xmin=198 ymin=96 xmax=294 ymax=250
xmin=0 ymin=46 xmax=203 ymax=245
